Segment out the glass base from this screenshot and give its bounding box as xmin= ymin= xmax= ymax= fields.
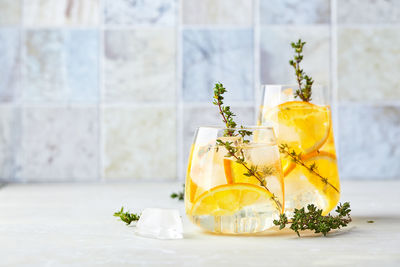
xmin=188 ymin=206 xmax=279 ymax=234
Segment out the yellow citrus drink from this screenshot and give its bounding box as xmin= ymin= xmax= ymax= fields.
xmin=185 ymin=127 xmax=284 ymax=234
xmin=258 ymin=85 xmax=340 ymax=216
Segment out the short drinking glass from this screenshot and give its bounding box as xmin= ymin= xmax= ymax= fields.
xmin=185 ymin=126 xmax=284 ymax=234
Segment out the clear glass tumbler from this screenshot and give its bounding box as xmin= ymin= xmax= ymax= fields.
xmin=185 ymin=126 xmax=284 ymax=234
xmin=257 ymin=85 xmax=340 ymax=216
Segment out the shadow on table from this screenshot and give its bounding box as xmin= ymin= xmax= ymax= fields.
xmin=185 ymin=215 xmax=400 ymax=239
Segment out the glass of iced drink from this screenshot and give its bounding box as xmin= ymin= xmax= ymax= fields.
xmin=185 ymin=126 xmax=284 ymax=234
xmin=257 ymin=85 xmax=340 ymax=216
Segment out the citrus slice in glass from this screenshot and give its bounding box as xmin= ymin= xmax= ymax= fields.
xmin=185 ymin=145 xmax=204 ymax=210
xmin=189 ymin=136 xmax=243 ymax=193
xmin=190 ymin=183 xmax=278 ymax=216
xmin=263 ymin=101 xmax=331 ymax=171
xmin=223 ymin=159 xmax=260 ymax=185
xmin=284 ymin=151 xmax=340 ymax=215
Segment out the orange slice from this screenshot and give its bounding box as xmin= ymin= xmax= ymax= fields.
xmin=285 ymin=151 xmax=340 ymax=215
xmin=263 ymin=101 xmax=331 ymax=154
xmin=190 ymin=183 xmax=278 ymax=216
xmin=185 ymin=145 xmax=201 ymax=207
xmin=223 ymin=159 xmax=260 ymax=185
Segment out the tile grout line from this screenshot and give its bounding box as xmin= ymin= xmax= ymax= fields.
xmin=337 ymin=101 xmax=400 ymax=107
xmin=176 ymin=0 xmax=184 ymax=181
xmin=19 ymin=23 xmax=400 ymax=30
xmin=330 ymin=0 xmax=340 ymax=157
xmin=182 ymin=101 xmax=255 ymax=108
xmin=253 ymin=0 xmax=260 ymax=123
xmin=0 ymin=102 xmax=254 ymax=108
xmin=14 ymin=0 xmax=25 ymax=182
xmin=7 ymin=100 xmax=400 ymax=108
xmin=98 ymin=0 xmax=105 ymax=182
xmin=334 ymin=24 xmax=400 ymax=28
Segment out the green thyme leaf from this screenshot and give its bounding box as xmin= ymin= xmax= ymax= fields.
xmin=290 ymin=39 xmax=313 ymax=102
xmin=273 ymin=202 xmax=352 ymax=236
xmin=113 ymin=207 xmax=141 ymax=225
xmin=171 ymin=184 xmax=185 ymax=201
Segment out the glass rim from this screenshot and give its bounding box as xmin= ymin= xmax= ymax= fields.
xmin=197 ymin=125 xmax=274 ymax=131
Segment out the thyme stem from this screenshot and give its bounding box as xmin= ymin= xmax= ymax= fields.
xmin=217 ymin=139 xmax=283 ymax=211
xmin=279 ymin=144 xmax=340 ymax=193
xmin=289 ymin=39 xmax=313 ymax=102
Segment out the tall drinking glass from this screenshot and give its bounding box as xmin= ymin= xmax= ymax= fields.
xmin=257 ymin=85 xmax=340 ymax=216
xmin=185 ymin=126 xmax=284 ymax=234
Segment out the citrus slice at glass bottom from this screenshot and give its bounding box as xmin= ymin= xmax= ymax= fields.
xmin=185 ymin=145 xmax=206 ymax=212
xmin=263 ymin=101 xmax=331 ymax=154
xmin=284 ymin=152 xmax=340 ymax=216
xmin=190 ymin=183 xmax=277 ymax=216
xmin=185 ymin=145 xmax=198 ymax=203
xmin=223 ymin=159 xmax=260 ymax=185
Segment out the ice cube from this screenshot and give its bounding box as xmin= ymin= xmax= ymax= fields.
xmin=135 ymin=208 xmax=183 ymax=239
xmin=217 ymin=135 xmax=243 ymax=146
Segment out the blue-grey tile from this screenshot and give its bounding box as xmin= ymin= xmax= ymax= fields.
xmin=338 ymin=0 xmax=400 ymax=24
xmin=15 ymin=106 xmax=99 ymax=182
xmin=339 ymin=105 xmax=400 ymax=179
xmin=260 ymin=0 xmax=330 ymax=24
xmin=23 ymin=30 xmax=98 ymax=103
xmin=183 ymin=0 xmax=253 ymax=26
xmin=260 ymin=26 xmax=331 ymax=87
xmin=24 ymin=0 xmax=99 ymax=26
xmin=0 ymin=29 xmax=19 ymax=102
xmin=66 ymin=31 xmax=99 ymax=102
xmin=104 ymin=0 xmax=177 ymax=26
xmin=0 ymin=0 xmax=21 ymax=25
xmin=183 ymin=29 xmax=254 ymax=102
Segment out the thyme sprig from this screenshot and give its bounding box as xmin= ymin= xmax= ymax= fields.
xmin=289 ymin=39 xmax=313 ymax=102
xmin=171 ymin=184 xmax=184 ymax=201
xmin=213 ymin=83 xmax=236 ymax=136
xmin=279 ymin=144 xmax=340 ymax=193
xmin=113 ymin=207 xmax=140 ymax=225
xmin=216 ymin=139 xmax=282 ymax=210
xmin=274 ymin=202 xmax=352 ymax=236
xmin=213 ymin=83 xmax=282 ymax=210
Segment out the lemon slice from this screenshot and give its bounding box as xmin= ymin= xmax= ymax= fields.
xmin=190 ymin=183 xmax=278 ymax=216
xmin=284 ymin=152 xmax=340 ymax=215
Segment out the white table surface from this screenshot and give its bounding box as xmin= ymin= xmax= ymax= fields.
xmin=1 ymin=181 xmax=399 ymax=266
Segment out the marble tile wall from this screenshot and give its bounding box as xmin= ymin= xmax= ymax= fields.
xmin=103 ymin=106 xmax=176 ymax=180
xmin=16 ymin=106 xmax=99 ymax=181
xmin=336 ymin=0 xmax=400 ymax=179
xmin=104 ymin=29 xmax=176 ymax=103
xmin=23 ymin=30 xmax=99 ymax=103
xmin=182 ymin=29 xmax=254 ymax=102
xmin=24 ymin=0 xmax=99 ymax=26
xmin=0 ymin=0 xmax=398 ymax=182
xmin=104 ymin=0 xmax=177 ymax=26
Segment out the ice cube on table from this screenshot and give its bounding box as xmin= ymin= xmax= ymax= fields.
xmin=135 ymin=208 xmax=183 ymax=240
